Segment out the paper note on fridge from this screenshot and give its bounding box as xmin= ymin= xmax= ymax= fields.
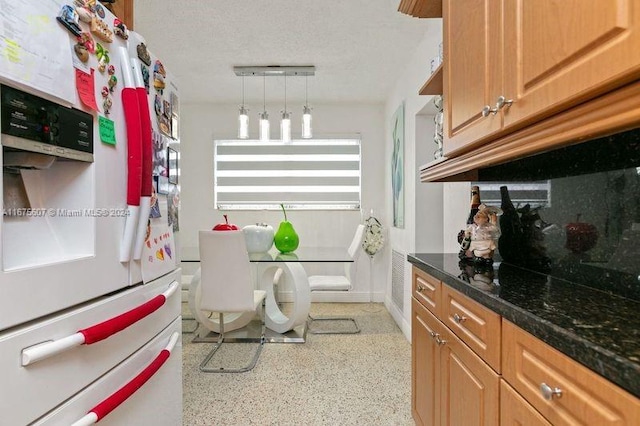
xmin=0 ymin=1 xmax=75 ymax=104
xmin=75 ymin=68 xmax=99 ymax=111
xmin=99 ymin=116 xmax=116 ymax=145
xmin=141 ymin=224 xmax=176 ymax=283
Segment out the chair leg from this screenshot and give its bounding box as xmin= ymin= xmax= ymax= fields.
xmin=307 ymin=314 xmax=361 ymax=335
xmin=182 ymin=315 xmax=199 ymax=334
xmin=199 ymin=311 xmax=266 ymax=373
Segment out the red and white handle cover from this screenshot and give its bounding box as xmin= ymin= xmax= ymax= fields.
xmin=133 ymin=60 xmax=153 ymax=199
xmin=120 ymin=48 xmax=143 ymax=207
xmin=70 ymin=332 xmax=179 ymax=426
xmin=119 ymin=47 xmax=143 ymax=262
xmin=21 ymin=282 xmax=179 ymax=366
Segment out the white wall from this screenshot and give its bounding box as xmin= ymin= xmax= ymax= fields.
xmin=179 ymin=102 xmax=389 ymax=301
xmin=383 ymin=19 xmax=468 ymax=340
xmin=178 ymin=19 xmax=471 ymax=337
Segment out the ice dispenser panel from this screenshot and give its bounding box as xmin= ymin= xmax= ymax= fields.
xmin=1 ymin=85 xmax=95 ymax=270
xmin=1 ymin=84 xmax=93 ymax=162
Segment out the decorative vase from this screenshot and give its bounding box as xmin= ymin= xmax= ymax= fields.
xmin=274 ymin=204 xmax=299 ymax=253
xmin=242 ymin=223 xmax=274 ymax=253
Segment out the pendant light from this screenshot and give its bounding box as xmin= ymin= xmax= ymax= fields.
xmin=302 ymin=75 xmax=312 ymax=139
xmin=238 ymin=75 xmax=249 ymax=139
xmin=259 ymin=75 xmax=270 ymax=142
xmin=280 ymin=74 xmax=291 ymax=143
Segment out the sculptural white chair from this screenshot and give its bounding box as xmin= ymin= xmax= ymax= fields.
xmin=306 ymin=224 xmax=366 ymax=334
xmin=198 ymin=230 xmax=266 ymax=373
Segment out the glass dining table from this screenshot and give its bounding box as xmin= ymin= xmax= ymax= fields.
xmin=182 ymin=246 xmax=353 ymax=343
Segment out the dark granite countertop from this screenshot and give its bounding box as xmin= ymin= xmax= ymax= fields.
xmin=408 ymin=253 xmax=640 ymax=399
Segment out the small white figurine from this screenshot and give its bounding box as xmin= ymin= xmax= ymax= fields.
xmin=459 ymin=204 xmax=503 ymax=265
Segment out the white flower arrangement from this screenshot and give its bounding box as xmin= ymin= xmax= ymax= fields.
xmin=362 ymin=216 xmax=384 ymax=257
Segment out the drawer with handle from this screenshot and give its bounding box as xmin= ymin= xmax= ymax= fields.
xmin=441 ymin=284 xmax=501 ymax=372
xmin=502 ymin=320 xmax=640 ymax=425
xmin=412 ymin=267 xmax=441 ymax=317
xmin=0 ymin=270 xmax=180 ymax=426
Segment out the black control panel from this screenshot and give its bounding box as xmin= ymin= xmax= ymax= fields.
xmin=1 ymin=84 xmax=93 ymax=161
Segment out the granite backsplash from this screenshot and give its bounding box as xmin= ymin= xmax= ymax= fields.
xmin=472 ymin=128 xmax=640 ymax=301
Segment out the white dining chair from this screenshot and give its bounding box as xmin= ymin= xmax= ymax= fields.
xmin=197 ymin=230 xmax=266 ymax=373
xmin=306 ymin=224 xmax=366 ymax=334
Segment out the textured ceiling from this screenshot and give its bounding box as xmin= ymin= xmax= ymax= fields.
xmin=134 ymin=0 xmax=431 ymax=105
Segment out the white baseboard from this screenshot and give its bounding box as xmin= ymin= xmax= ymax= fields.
xmin=385 ymin=296 xmax=411 ymax=342
xmin=275 ymin=290 xmax=385 ymax=303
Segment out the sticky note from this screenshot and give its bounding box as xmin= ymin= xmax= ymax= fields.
xmin=99 ymin=116 xmax=116 ymax=145
xmin=75 ymin=68 xmax=98 ymax=111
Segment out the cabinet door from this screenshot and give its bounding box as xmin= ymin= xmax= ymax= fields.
xmin=443 ymin=0 xmax=503 ymax=156
xmin=440 ymin=325 xmax=500 ymax=426
xmin=503 ymin=0 xmax=640 ymax=128
xmin=412 ymin=298 xmax=440 ymax=426
xmin=501 ymin=380 xmax=551 ymax=426
xmin=503 ymin=320 xmax=640 ymax=425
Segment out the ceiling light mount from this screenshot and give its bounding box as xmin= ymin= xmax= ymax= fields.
xmin=234 ymin=66 xmax=316 ymax=77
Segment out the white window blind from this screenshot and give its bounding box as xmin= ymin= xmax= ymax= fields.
xmin=474 ymin=181 xmax=551 ymax=208
xmin=214 ymin=139 xmax=361 ymax=210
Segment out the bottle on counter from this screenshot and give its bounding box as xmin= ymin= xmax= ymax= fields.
xmin=498 ymin=185 xmax=523 ymax=264
xmin=467 ymin=185 xmax=482 ymax=224
xmin=498 ymin=185 xmax=552 ymax=271
xmin=458 ymin=185 xmax=482 ymax=250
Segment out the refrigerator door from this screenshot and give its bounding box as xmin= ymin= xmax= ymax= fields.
xmin=0 ymin=3 xmax=133 ymax=330
xmin=127 ymin=31 xmax=181 ymax=286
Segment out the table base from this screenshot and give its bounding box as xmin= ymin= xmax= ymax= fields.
xmin=192 ymin=319 xmax=308 ymax=344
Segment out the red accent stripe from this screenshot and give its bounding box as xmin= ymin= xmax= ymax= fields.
xmin=91 ymin=349 xmax=171 ymax=421
xmin=79 ymin=295 xmax=165 ymax=344
xmin=136 ymin=87 xmax=153 ymax=197
xmin=122 ymin=88 xmax=143 ymax=206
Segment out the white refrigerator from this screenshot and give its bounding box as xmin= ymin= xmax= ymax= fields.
xmin=0 ymin=1 xmax=182 ymax=424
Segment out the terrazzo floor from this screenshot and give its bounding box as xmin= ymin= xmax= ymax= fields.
xmin=181 ymin=303 xmax=413 ymax=426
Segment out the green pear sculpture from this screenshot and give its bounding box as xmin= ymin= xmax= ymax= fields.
xmin=274 ymin=203 xmax=299 ymax=253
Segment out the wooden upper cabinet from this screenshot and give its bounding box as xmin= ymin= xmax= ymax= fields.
xmin=101 ymin=0 xmax=134 ymax=30
xmin=502 ymin=0 xmax=640 ymax=129
xmin=441 ymin=0 xmax=640 ymax=159
xmin=398 ymin=0 xmax=442 ymax=18
xmin=443 ymin=0 xmax=502 ymax=156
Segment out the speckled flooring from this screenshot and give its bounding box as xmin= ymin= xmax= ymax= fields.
xmin=181 ymin=303 xmax=412 ymax=426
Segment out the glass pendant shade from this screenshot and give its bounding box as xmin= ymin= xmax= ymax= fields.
xmin=280 ymin=111 xmax=291 ymax=143
xmin=259 ymin=111 xmax=270 ymax=142
xmin=238 ymin=106 xmax=249 ymax=139
xmin=302 ymin=105 xmax=312 ymax=139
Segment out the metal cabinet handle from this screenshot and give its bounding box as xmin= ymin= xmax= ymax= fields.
xmin=496 ymin=95 xmax=513 ymax=110
xmin=417 ymin=284 xmax=425 ymax=293
xmin=540 ymin=383 xmax=563 ymax=400
xmin=453 ymin=313 xmax=467 ymax=323
xmin=435 ymin=335 xmax=447 ymax=346
xmin=430 ymin=331 xmax=438 ymax=338
xmin=481 ymin=105 xmax=498 ymax=117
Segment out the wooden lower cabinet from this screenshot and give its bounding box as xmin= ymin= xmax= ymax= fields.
xmin=412 ymin=268 xmax=640 ymax=426
xmin=502 ymin=320 xmax=640 ymax=425
xmin=412 ymin=297 xmax=499 ymax=426
xmin=500 ymin=380 xmax=551 ymax=426
xmin=412 ymin=298 xmax=439 ymax=426
xmin=440 ymin=324 xmax=499 ymax=426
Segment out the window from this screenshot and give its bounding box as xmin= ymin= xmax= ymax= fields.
xmin=474 ymin=181 xmax=551 ymax=208
xmin=214 ymin=139 xmax=361 ymax=210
